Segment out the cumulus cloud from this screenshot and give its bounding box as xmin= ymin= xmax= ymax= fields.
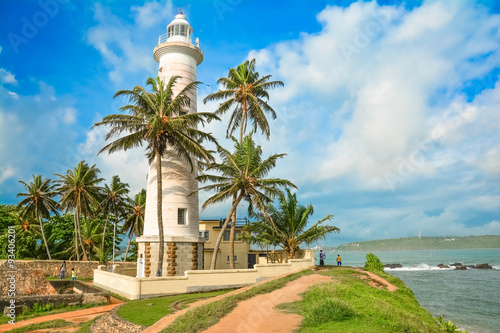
xmin=231 ymin=0 xmax=500 ymax=241
xmin=86 ymin=1 xmax=174 ymax=85
xmin=0 ymin=68 xmax=16 ymax=85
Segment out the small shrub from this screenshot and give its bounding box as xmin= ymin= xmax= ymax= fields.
xmin=365 ymin=252 xmax=384 ymax=272
xmin=437 ymin=315 xmax=468 ymax=333
xmin=304 ymin=299 xmax=355 ymax=325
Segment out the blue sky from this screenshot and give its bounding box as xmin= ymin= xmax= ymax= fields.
xmin=1 ymin=0 xmax=499 ymax=245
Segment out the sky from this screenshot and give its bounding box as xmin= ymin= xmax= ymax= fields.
xmin=1 ymin=0 xmax=499 ymax=246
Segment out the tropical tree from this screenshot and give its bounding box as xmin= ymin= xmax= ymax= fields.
xmin=122 ymin=189 xmax=146 ymax=262
xmin=94 ymin=76 xmax=219 ymax=276
xmin=204 ymin=59 xmax=284 ymax=265
xmin=101 ymin=175 xmax=130 ymax=264
xmin=241 ymin=189 xmax=340 ymax=259
xmin=56 ymin=161 xmax=104 ymax=261
xmin=12 ymin=211 xmax=41 ymax=236
xmin=203 ymin=58 xmax=284 ymax=142
xmin=17 ymin=174 xmax=60 ymax=259
xmin=196 ymin=132 xmax=296 ymax=269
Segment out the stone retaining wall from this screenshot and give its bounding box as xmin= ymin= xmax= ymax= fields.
xmin=0 ymin=280 xmax=110 ymax=309
xmin=0 ymin=260 xmax=100 ymax=278
xmin=90 ymin=307 xmax=145 ymax=333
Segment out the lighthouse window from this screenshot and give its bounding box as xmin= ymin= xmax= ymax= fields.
xmin=178 ymin=208 xmax=186 ymax=225
xmin=174 ymin=25 xmax=179 ymax=35
xmin=180 ymin=25 xmax=186 ymax=36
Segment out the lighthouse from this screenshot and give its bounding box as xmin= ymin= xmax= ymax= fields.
xmin=136 ymin=13 xmax=204 ymax=277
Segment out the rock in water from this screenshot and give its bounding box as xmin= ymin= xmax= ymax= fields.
xmin=475 ymin=263 xmax=492 ymax=269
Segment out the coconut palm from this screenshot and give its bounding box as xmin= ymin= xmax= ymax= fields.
xmin=93 ymin=76 xmax=219 ymax=276
xmin=55 ymin=161 xmax=104 ymax=261
xmin=196 ymin=132 xmax=296 ymax=269
xmin=101 ymin=175 xmax=130 ymax=264
xmin=241 ymin=189 xmax=340 ymax=259
xmin=12 ymin=211 xmax=41 ymax=236
xmin=121 ymin=189 xmax=146 ymax=262
xmin=203 ymin=58 xmax=284 ymax=142
xmin=17 ymin=175 xmax=60 ymax=259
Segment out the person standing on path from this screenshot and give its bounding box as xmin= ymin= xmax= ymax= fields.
xmin=337 ymin=254 xmax=342 ymax=266
xmin=71 ymin=268 xmax=76 ymax=280
xmin=319 ymin=250 xmax=326 ymax=267
xmin=59 ymin=261 xmax=66 ymax=280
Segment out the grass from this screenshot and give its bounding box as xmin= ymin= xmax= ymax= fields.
xmin=76 ymin=316 xmax=98 ymax=333
xmin=161 ymin=269 xmax=312 ymax=333
xmin=116 ymin=289 xmax=234 ymax=327
xmin=0 ymin=302 xmax=106 ymax=325
xmin=278 ymin=267 xmax=443 ymax=333
xmin=6 ymin=319 xmax=74 ymax=333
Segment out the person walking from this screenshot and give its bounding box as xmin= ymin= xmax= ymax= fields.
xmin=319 ymin=250 xmax=326 ymax=267
xmin=59 ymin=260 xmax=66 ymax=280
xmin=337 ymin=254 xmax=342 ymax=266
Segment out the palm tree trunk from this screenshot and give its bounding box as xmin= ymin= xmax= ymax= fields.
xmin=112 ymin=219 xmax=116 ymax=265
xmin=229 ymin=193 xmax=237 ymax=269
xmin=73 ymin=213 xmax=80 ymax=261
xmin=77 ymin=214 xmax=87 ymax=261
xmin=38 ymin=215 xmax=52 ymax=260
xmin=124 ymin=233 xmax=132 ymax=262
xmin=155 ymin=153 xmax=165 ymax=277
xmin=210 ymin=194 xmax=242 ymax=270
xmin=101 ymin=215 xmax=109 ymax=253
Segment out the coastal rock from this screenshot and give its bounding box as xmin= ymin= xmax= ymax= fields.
xmin=437 ymin=264 xmax=450 ymax=268
xmin=475 ymin=263 xmax=492 ymax=269
xmin=384 ymin=263 xmax=403 ymax=269
xmin=454 ymin=265 xmax=467 ymax=270
xmin=450 ymin=263 xmax=463 ymax=267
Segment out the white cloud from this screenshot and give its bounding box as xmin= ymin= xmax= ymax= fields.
xmin=62 ymin=107 xmax=77 ymax=124
xmin=131 ymin=1 xmax=174 ymax=29
xmin=86 ymin=1 xmax=174 ymax=85
xmin=0 ymin=68 xmax=16 ymax=85
xmin=0 ymin=166 xmax=16 ymax=185
xmin=7 ymin=91 xmax=18 ymax=99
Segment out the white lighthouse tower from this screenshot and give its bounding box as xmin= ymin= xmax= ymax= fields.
xmin=136 ymin=13 xmax=204 ymax=277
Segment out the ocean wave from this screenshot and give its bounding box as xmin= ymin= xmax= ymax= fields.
xmin=385 ymin=263 xmax=453 ymax=271
xmin=385 ymin=263 xmax=500 ymax=271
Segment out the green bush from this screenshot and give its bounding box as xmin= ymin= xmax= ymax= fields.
xmin=437 ymin=315 xmax=468 ymax=333
xmin=304 ymin=299 xmax=355 ymax=325
xmin=364 ymin=252 xmax=384 ymax=272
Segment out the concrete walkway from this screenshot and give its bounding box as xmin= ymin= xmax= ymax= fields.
xmin=0 ymin=297 xmax=124 ymax=333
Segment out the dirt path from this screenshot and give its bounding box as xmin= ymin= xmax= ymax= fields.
xmin=353 ymin=268 xmax=399 ymax=291
xmin=202 ymin=274 xmax=331 ymax=333
xmin=0 ymin=296 xmax=124 ymax=333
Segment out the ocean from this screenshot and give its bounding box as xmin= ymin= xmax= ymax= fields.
xmin=323 ymin=248 xmax=500 ymax=333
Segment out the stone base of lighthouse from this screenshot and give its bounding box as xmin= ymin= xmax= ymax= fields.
xmin=137 ymin=236 xmax=204 ymax=277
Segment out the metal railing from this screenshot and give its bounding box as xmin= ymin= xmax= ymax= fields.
xmin=158 ymin=32 xmax=196 ymax=45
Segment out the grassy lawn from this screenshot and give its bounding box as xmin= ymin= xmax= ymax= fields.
xmin=278 ymin=266 xmax=443 ymax=333
xmin=0 ymin=302 xmax=106 ymax=325
xmin=7 ymin=319 xmax=74 ymax=333
xmin=116 ymin=289 xmax=235 ymax=327
xmin=160 ymin=267 xmax=445 ymax=333
xmin=161 ymin=269 xmax=312 ymax=333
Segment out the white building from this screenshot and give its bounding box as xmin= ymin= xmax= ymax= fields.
xmin=136 ymin=14 xmax=204 ymax=277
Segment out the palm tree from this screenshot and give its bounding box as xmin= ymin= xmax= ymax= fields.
xmin=196 ymin=132 xmax=296 ymax=269
xmin=241 ymin=189 xmax=340 ymax=259
xmin=17 ymin=175 xmax=59 ymax=259
xmin=94 ymin=76 xmax=219 ymax=276
xmin=121 ymin=189 xmax=146 ymax=262
xmin=12 ymin=211 xmax=41 ymax=236
xmin=56 ymin=161 xmax=104 ymax=261
xmin=203 ymin=58 xmax=284 ymax=142
xmin=101 ymin=175 xmax=130 ymax=264
xmin=204 ymin=59 xmax=284 ymax=265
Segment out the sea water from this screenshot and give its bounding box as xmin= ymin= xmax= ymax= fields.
xmin=323 ymin=249 xmax=500 ymax=333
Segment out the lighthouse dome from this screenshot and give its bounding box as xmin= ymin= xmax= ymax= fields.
xmin=166 ymin=14 xmax=193 ymax=43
